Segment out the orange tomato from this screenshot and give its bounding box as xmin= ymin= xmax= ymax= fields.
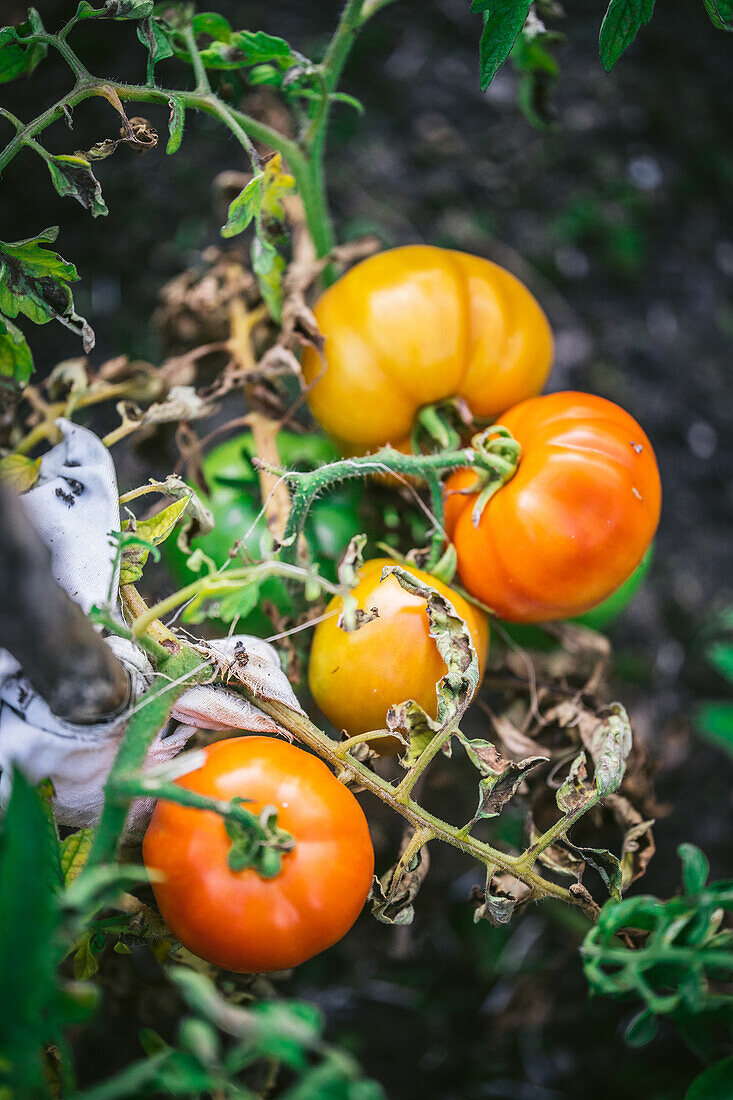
xmin=444 ymin=392 xmax=661 ymax=622
xmin=143 ymin=737 xmax=374 ymax=973
xmin=302 ymin=245 xmax=553 ymax=452
xmin=308 ymin=559 xmax=489 ymax=742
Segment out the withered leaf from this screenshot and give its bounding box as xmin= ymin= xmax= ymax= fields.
xmin=371 ymin=830 xmax=430 ymax=926
xmin=459 ymin=733 xmax=547 ymax=821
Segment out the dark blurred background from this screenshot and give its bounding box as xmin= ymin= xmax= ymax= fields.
xmin=1 ymin=1 xmax=732 ymax=1096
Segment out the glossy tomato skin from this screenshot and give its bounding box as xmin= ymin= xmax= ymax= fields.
xmin=301 ymin=246 xmax=553 ymax=452
xmin=143 ymin=737 xmax=374 ymax=973
xmin=444 ymin=392 xmax=661 ymax=623
xmin=308 ymin=559 xmax=489 ymax=741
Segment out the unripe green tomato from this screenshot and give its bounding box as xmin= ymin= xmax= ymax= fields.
xmin=163 ymin=431 xmax=366 ymax=632
xmin=497 ymin=546 xmax=654 ymax=651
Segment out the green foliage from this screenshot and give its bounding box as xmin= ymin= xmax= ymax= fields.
xmin=510 ymin=23 xmax=563 ymax=129
xmin=0 ymin=772 xmax=92 ymax=1097
xmin=694 ymin=607 xmax=733 ymax=756
xmin=0 ymin=17 xmax=46 ymax=84
xmin=702 ymin=0 xmax=733 ymax=31
xmin=0 ymin=227 xmax=94 ymax=366
xmin=471 ymin=0 xmax=532 ymax=90
xmin=0 ymin=313 xmax=33 ymax=384
xmin=44 ymin=154 xmax=108 ymax=217
xmin=599 ymin=0 xmax=656 ymax=72
xmin=583 ymin=844 xmax=733 ymax=1057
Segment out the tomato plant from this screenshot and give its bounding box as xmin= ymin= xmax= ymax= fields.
xmin=308 ymin=558 xmax=489 ymax=744
xmin=143 ymin=737 xmax=374 ymax=973
xmin=301 ymin=245 xmax=553 ymax=452
xmin=164 ymin=431 xmax=367 ymax=630
xmin=444 ymin=392 xmax=661 ymax=622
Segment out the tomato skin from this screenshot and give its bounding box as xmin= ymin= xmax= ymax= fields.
xmin=308 ymin=559 xmax=489 ymax=741
xmin=143 ymin=737 xmax=374 ymax=973
xmin=444 ymin=392 xmax=661 ymax=623
xmin=302 ymin=245 xmax=553 ymax=452
xmin=500 ymin=545 xmax=654 ymax=649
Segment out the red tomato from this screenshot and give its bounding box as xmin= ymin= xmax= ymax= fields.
xmin=444 ymin=392 xmax=661 ymax=622
xmin=143 ymin=737 xmax=374 ymax=973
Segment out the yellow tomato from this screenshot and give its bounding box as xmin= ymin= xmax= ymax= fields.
xmin=308 ymin=558 xmax=489 ymax=744
xmin=302 ymin=245 xmax=553 ymax=452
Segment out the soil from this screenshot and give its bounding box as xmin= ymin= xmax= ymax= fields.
xmin=1 ymin=1 xmax=732 ymax=1097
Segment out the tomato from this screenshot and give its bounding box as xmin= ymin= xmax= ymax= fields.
xmin=308 ymin=558 xmax=489 ymax=743
xmin=143 ymin=737 xmax=374 ymax=973
xmin=163 ymin=431 xmax=366 ymax=631
xmin=444 ymin=392 xmax=661 ymax=623
xmin=301 ymin=245 xmax=553 ymax=453
xmin=500 ymin=545 xmax=654 ymax=649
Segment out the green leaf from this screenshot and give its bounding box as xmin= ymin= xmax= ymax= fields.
xmin=221 ymin=175 xmax=262 ymax=237
xmin=60 ymin=828 xmax=94 ymax=885
xmin=702 ymin=0 xmax=733 ymax=30
xmin=678 ymin=844 xmax=709 ymax=896
xmin=217 ymin=582 xmax=261 ymax=624
xmin=44 ymin=153 xmax=108 ymax=217
xmin=73 ymin=933 xmax=101 ymax=980
xmin=252 ymin=234 xmax=286 ymax=321
xmin=221 ymin=153 xmax=295 ymax=238
xmin=706 ymin=640 xmax=733 ymax=682
xmin=166 ymin=96 xmax=185 ymax=154
xmin=192 ymin=12 xmax=231 ymax=40
xmin=0 ymin=22 xmax=47 ymax=84
xmin=120 ymin=495 xmax=191 ymax=584
xmin=694 ymin=701 xmax=733 ymax=756
xmin=231 ymin=29 xmax=296 ymax=67
xmin=686 ymin=1059 xmax=733 ymax=1100
xmin=472 ymin=0 xmax=532 ymax=91
xmin=76 ymin=0 xmax=155 ymax=18
xmin=0 ymin=771 xmax=67 ymax=1092
xmin=0 ymin=314 xmax=34 ymax=383
xmin=625 ymin=1007 xmax=657 ymax=1047
xmin=0 ymin=227 xmax=95 ymax=351
xmin=598 ymin=0 xmax=656 ymax=72
xmin=136 ymin=16 xmax=174 ymax=84
xmin=0 ymin=452 xmax=40 ymax=490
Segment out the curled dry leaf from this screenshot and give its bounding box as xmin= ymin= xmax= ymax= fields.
xmin=458 ymin=732 xmax=547 ymax=822
xmin=371 ymin=828 xmax=431 ymax=926
xmin=473 ymin=868 xmax=533 ymax=926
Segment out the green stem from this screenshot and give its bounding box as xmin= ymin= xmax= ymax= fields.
xmin=424 ymin=471 xmax=447 ymax=573
xmin=181 ymin=25 xmax=211 ymax=94
xmin=279 ymin=446 xmax=479 ymax=560
xmin=0 ymin=81 xmax=301 ymax=178
xmin=129 ymin=561 xmax=344 ymax=639
xmin=515 ymin=793 xmax=602 ymax=874
xmin=35 ymin=32 xmax=91 ymax=82
xmin=393 ymin=721 xmax=458 ymax=803
xmin=85 ymin=648 xmax=210 ymax=870
xmin=226 ymin=685 xmax=582 ymax=909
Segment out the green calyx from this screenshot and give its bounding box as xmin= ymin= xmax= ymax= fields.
xmin=412 ymin=398 xmax=471 ymax=453
xmin=467 ymin=425 xmax=522 ymax=526
xmin=225 ymin=799 xmax=295 ymax=878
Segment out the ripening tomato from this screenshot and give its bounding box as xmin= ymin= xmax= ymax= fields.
xmin=444 ymin=392 xmax=661 ymax=623
xmin=301 ymin=245 xmax=553 ymax=452
xmin=308 ymin=559 xmax=489 ymax=743
xmin=143 ymin=737 xmax=374 ymax=973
